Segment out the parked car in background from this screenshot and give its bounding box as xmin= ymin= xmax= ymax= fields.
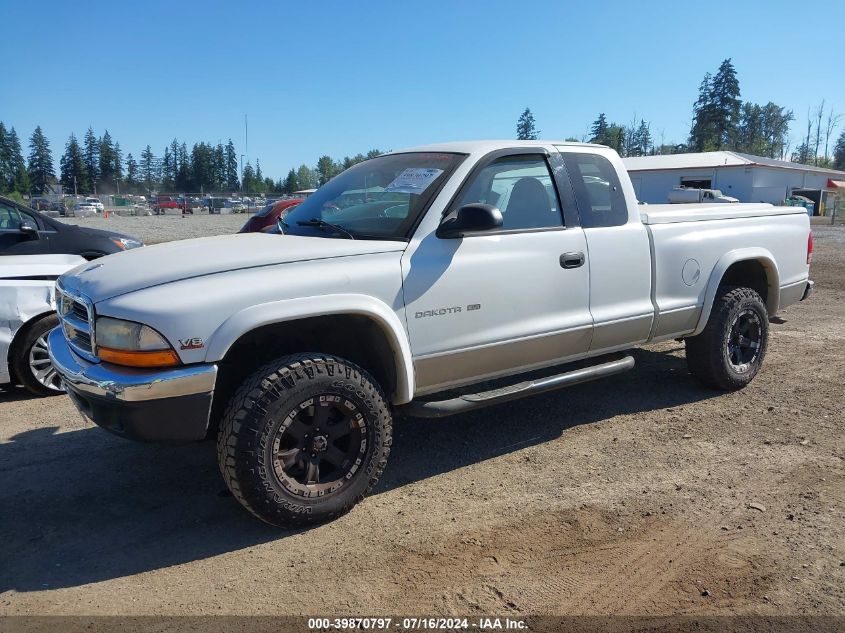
xmin=72 ymin=201 xmax=98 ymax=217
xmin=1 ymin=195 xmax=142 ymax=258
xmin=153 ymin=196 xmax=180 ymax=213
xmin=668 ymin=186 xmax=738 ymax=204
xmin=203 ymin=197 xmax=228 ymax=213
xmin=238 ymin=198 xmax=303 ymax=233
xmin=85 ymin=197 xmax=105 ymax=212
xmin=1 ymin=254 xmax=87 ymax=395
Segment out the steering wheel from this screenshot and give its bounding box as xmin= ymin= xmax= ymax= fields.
xmin=323 ymin=202 xmax=342 ymax=215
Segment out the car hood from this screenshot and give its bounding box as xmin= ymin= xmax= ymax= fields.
xmin=58 ymin=233 xmax=406 ymax=302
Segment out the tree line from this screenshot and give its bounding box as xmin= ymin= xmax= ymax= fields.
xmin=518 ymin=58 xmax=845 ymax=170
xmin=0 ymin=121 xmax=385 ymax=199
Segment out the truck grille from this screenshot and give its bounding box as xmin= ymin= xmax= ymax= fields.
xmin=56 ymin=284 xmax=96 ymax=360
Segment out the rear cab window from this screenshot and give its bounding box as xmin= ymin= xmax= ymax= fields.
xmin=558 ymin=150 xmax=628 ymax=228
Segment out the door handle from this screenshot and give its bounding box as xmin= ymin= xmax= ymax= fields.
xmin=560 ymin=252 xmax=585 ymax=269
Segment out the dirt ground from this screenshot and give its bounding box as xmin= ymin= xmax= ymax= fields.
xmin=57 ymin=213 xmax=249 ymax=244
xmin=0 ymin=228 xmax=843 ymax=618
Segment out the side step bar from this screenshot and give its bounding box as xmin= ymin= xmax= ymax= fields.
xmin=402 ymin=355 xmax=635 ymax=419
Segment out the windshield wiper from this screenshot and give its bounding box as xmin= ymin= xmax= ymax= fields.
xmin=296 ymin=218 xmax=356 ymax=240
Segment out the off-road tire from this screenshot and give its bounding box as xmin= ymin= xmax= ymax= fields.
xmin=685 ymin=286 xmax=769 ymax=390
xmin=11 ymin=314 xmax=64 ymax=397
xmin=217 ymin=354 xmax=392 ymax=528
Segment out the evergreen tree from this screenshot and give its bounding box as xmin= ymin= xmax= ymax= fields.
xmin=176 ymin=141 xmax=190 ymax=190
xmin=689 ymin=72 xmax=718 ymax=151
xmin=635 ymin=120 xmax=652 ymax=156
xmin=113 ymin=141 xmax=123 ymax=182
xmin=60 ymin=133 xmax=87 ymax=195
xmin=710 ymin=58 xmax=741 ymax=148
xmin=366 ymin=149 xmax=382 ymax=159
xmin=516 ymin=107 xmax=539 ymax=140
xmin=283 ymin=168 xmax=299 ymax=194
xmin=590 ymin=113 xmax=609 ymax=144
xmin=255 ymin=158 xmax=263 ymax=189
xmin=190 ymin=142 xmax=213 ymax=192
xmin=690 ymin=60 xmax=742 ymax=151
xmin=316 ymin=155 xmax=338 ymax=185
xmin=7 ymin=128 xmax=29 ymax=194
xmin=125 ymin=153 xmax=139 ymax=191
xmin=98 ymin=130 xmax=117 ymax=189
xmin=0 ymin=122 xmax=10 ymax=193
xmin=27 ymin=126 xmax=55 ymax=195
xmin=140 ymin=145 xmax=157 ymax=192
xmin=225 ymin=139 xmax=239 ymax=191
xmin=833 ymin=129 xmax=845 ymax=171
xmin=161 ymin=147 xmax=174 ymax=190
xmin=83 ymin=127 xmax=99 ymax=191
xmin=241 ymin=162 xmax=256 ymax=193
xmin=296 ymin=164 xmax=316 ymax=189
xmin=214 ymin=142 xmax=226 ymax=190
xmin=605 ymin=125 xmax=626 ymax=155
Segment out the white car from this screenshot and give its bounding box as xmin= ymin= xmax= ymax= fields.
xmin=50 ymin=140 xmax=814 ymax=527
xmin=1 ymin=254 xmax=86 ymax=395
xmin=84 ymin=197 xmax=105 ymax=212
xmin=72 ymin=202 xmax=98 ymax=218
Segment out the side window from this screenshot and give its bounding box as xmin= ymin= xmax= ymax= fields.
xmin=455 ymin=155 xmax=563 ymax=231
xmin=0 ymin=203 xmax=23 ymax=230
xmin=564 ymin=153 xmax=628 ymax=228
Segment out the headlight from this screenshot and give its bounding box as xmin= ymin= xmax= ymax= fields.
xmin=110 ymin=237 xmax=143 ymax=250
xmin=95 ymin=317 xmax=180 ymax=368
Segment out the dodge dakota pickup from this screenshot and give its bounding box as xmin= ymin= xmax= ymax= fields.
xmin=48 ymin=141 xmax=814 ymax=527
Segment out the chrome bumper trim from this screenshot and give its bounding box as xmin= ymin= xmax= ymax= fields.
xmin=48 ymin=327 xmax=217 ymax=402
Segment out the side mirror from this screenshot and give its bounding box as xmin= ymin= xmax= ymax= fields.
xmin=436 ymin=203 xmax=503 ymax=239
xmin=19 ymin=221 xmax=39 ymax=239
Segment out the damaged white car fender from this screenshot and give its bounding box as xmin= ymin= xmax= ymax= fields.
xmin=1 ymin=254 xmax=86 ymax=384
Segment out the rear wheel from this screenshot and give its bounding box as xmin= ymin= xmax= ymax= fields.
xmin=217 ymin=354 xmax=392 ymax=527
xmin=685 ymin=286 xmax=768 ymax=390
xmin=12 ymin=314 xmax=64 ymax=396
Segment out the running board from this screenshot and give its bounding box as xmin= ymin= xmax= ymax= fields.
xmin=402 ymin=355 xmax=635 ymax=418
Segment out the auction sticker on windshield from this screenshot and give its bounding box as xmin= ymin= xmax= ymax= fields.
xmin=385 ymin=168 xmax=444 ymax=194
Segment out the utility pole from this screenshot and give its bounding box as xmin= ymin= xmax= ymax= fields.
xmin=245 ymin=114 xmax=248 ymax=166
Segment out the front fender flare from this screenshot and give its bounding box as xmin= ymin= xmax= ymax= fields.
xmin=692 ymin=248 xmax=780 ymax=336
xmin=203 ymin=293 xmax=415 ymax=404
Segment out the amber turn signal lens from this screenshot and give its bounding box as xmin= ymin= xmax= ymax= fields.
xmin=98 ymin=346 xmax=181 ymax=368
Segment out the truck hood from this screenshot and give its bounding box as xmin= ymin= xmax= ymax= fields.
xmin=58 ymin=233 xmax=406 ymax=302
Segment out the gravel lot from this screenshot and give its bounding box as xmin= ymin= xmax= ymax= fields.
xmin=57 ymin=213 xmax=251 ymax=244
xmin=0 ymin=226 xmax=843 ymax=619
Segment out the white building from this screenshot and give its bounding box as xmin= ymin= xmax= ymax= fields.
xmin=623 ymin=151 xmax=845 ymax=217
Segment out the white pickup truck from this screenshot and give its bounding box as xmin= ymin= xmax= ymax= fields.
xmin=48 ymin=141 xmax=814 ymax=527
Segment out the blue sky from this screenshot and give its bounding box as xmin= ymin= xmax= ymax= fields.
xmin=2 ymin=0 xmax=843 ymax=179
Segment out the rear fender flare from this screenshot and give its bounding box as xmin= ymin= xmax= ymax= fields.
xmin=692 ymin=248 xmax=779 ymax=336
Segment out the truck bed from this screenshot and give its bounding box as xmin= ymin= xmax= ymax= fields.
xmin=640 ymin=203 xmax=805 ymax=224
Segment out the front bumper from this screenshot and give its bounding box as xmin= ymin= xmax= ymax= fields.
xmin=48 ymin=328 xmax=217 ymax=442
xmin=801 ymin=280 xmax=815 ymax=301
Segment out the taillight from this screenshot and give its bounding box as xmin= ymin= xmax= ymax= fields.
xmin=807 ymin=231 xmax=813 ymax=265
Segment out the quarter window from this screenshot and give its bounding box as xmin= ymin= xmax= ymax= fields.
xmin=564 ymin=153 xmax=628 ymax=228
xmin=454 ymin=155 xmax=563 ymax=231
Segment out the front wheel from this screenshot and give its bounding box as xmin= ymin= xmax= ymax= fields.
xmin=217 ymin=354 xmax=393 ymax=527
xmin=685 ymin=286 xmax=769 ymax=390
xmin=12 ymin=314 xmax=65 ymax=396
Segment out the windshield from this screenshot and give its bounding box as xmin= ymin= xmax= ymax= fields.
xmin=280 ymin=152 xmax=464 ymax=240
